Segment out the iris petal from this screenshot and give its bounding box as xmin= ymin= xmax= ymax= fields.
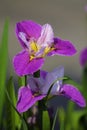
xmin=48 ymin=38 xmax=77 ymax=56
xmin=13 ymin=50 xmax=44 ymax=76
xmin=37 ymin=24 xmax=54 ymax=46
xmin=41 ymin=66 xmax=64 ymax=94
xmin=60 ymin=84 xmax=86 ymax=107
xmin=16 ymin=20 xmax=42 ymax=48
xmin=16 ymin=86 xmax=45 ymax=113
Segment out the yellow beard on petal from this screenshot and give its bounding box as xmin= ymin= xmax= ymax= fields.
xmin=29 ymin=42 xmax=39 ymax=61
xmin=42 ymin=46 xmax=54 ymax=57
xmin=29 ymin=42 xmax=55 ymax=60
xmin=30 ymin=42 xmax=39 ymax=52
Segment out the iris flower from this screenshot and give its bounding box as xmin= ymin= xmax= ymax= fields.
xmin=16 ymin=66 xmax=86 ymax=113
xmin=80 ymin=47 xmax=87 ymax=67
xmin=13 ymin=20 xmax=77 ymax=76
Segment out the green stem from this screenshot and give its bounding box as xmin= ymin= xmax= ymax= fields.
xmin=25 ymin=75 xmax=27 ymax=86
xmin=38 ymin=101 xmax=43 ymax=130
xmin=33 ymin=70 xmax=43 ymax=130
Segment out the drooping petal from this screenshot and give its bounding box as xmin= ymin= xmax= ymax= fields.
xmin=48 ymin=38 xmax=77 ymax=56
xmin=16 ymin=20 xmax=42 ymax=48
xmin=41 ymin=66 xmax=64 ymax=94
xmin=13 ymin=50 xmax=45 ymax=76
xmin=80 ymin=48 xmax=87 ymax=67
xmin=60 ymin=84 xmax=86 ymax=107
xmin=16 ymin=86 xmax=45 ymax=113
xmin=37 ymin=24 xmax=54 ymax=46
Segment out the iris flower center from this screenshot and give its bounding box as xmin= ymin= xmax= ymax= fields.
xmin=29 ymin=41 xmax=54 ymax=60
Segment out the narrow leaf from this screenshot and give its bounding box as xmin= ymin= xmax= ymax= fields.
xmin=52 ymin=108 xmax=58 ymax=130
xmin=0 ymin=20 xmax=9 ymax=124
xmin=43 ymin=111 xmax=50 ymax=130
xmin=58 ymin=108 xmax=65 ymax=130
xmin=5 ymin=76 xmax=21 ymax=130
xmin=18 ymin=76 xmax=26 ymax=86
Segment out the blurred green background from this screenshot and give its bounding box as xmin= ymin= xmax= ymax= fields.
xmin=0 ymin=0 xmax=87 ymax=81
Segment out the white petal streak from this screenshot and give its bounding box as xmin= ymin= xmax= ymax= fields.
xmin=37 ymin=24 xmax=54 ymax=46
xmin=19 ymin=32 xmax=29 ymax=47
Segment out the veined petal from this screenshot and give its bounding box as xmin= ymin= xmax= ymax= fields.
xmin=16 ymin=20 xmax=42 ymax=48
xmin=37 ymin=24 xmax=54 ymax=46
xmin=60 ymin=84 xmax=86 ymax=107
xmin=48 ymin=38 xmax=77 ymax=56
xmin=80 ymin=48 xmax=87 ymax=67
xmin=28 ymin=70 xmax=47 ymax=92
xmin=41 ymin=66 xmax=64 ymax=94
xmin=13 ymin=50 xmax=44 ymax=76
xmin=16 ymin=86 xmax=45 ymax=113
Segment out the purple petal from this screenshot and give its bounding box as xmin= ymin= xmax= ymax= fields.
xmin=40 ymin=70 xmax=48 ymax=80
xmin=16 ymin=20 xmax=42 ymax=48
xmin=16 ymin=86 xmax=45 ymax=113
xmin=13 ymin=50 xmax=44 ymax=76
xmin=80 ymin=48 xmax=87 ymax=67
xmin=60 ymin=84 xmax=86 ymax=107
xmin=48 ymin=38 xmax=77 ymax=56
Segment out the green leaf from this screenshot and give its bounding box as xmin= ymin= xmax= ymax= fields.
xmin=71 ymin=110 xmax=86 ymax=130
xmin=63 ymin=77 xmax=82 ymax=90
xmin=0 ymin=20 xmax=9 ymax=124
xmin=6 ymin=77 xmax=29 ymax=130
xmin=52 ymin=108 xmax=58 ymax=130
xmin=43 ymin=111 xmax=50 ymax=130
xmin=5 ymin=76 xmax=21 ymax=130
xmin=64 ymin=101 xmax=75 ymax=130
xmin=58 ymin=108 xmax=65 ymax=130
xmin=18 ymin=76 xmax=26 ymax=87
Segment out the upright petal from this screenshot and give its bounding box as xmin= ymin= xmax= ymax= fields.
xmin=41 ymin=66 xmax=64 ymax=94
xmin=60 ymin=84 xmax=86 ymax=107
xmin=16 ymin=20 xmax=42 ymax=48
xmin=80 ymin=48 xmax=87 ymax=67
xmin=48 ymin=38 xmax=77 ymax=56
xmin=13 ymin=50 xmax=44 ymax=76
xmin=37 ymin=24 xmax=54 ymax=46
xmin=16 ymin=86 xmax=45 ymax=113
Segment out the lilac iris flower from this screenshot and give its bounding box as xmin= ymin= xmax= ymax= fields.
xmin=16 ymin=66 xmax=86 ymax=113
xmin=13 ymin=20 xmax=77 ymax=76
xmin=80 ymin=47 xmax=87 ymax=67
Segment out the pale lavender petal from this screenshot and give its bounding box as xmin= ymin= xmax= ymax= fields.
xmin=13 ymin=50 xmax=44 ymax=76
xmin=48 ymin=38 xmax=77 ymax=56
xmin=41 ymin=66 xmax=64 ymax=94
xmin=28 ymin=77 xmax=40 ymax=92
xmin=60 ymin=84 xmax=86 ymax=107
xmin=37 ymin=24 xmax=54 ymax=46
xmin=16 ymin=20 xmax=42 ymax=48
xmin=80 ymin=48 xmax=87 ymax=67
xmin=16 ymin=86 xmax=45 ymax=113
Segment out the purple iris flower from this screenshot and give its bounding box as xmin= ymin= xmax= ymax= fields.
xmin=13 ymin=20 xmax=77 ymax=76
xmin=16 ymin=66 xmax=86 ymax=113
xmin=80 ymin=47 xmax=87 ymax=67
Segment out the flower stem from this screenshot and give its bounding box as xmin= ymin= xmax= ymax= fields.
xmin=38 ymin=101 xmax=43 ymax=130
xmin=25 ymin=75 xmax=27 ymax=86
